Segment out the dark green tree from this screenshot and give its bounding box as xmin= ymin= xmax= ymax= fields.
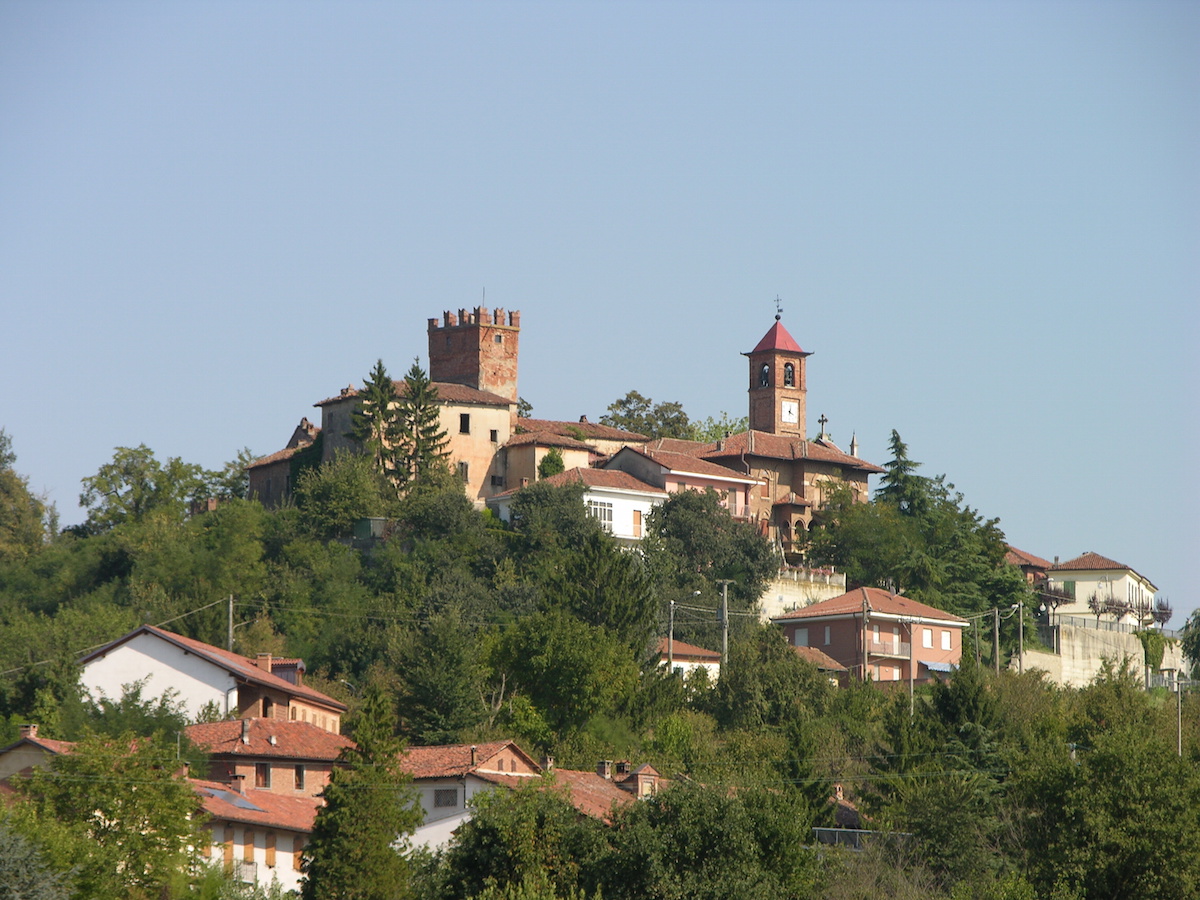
xmin=0 ymin=818 xmax=72 ymax=900
xmin=600 ymin=390 xmax=692 ymax=439
xmin=294 ymin=452 xmax=391 ymax=540
xmin=395 ymin=607 xmax=486 ymax=744
xmin=0 ymin=430 xmax=48 ymax=562
xmin=302 ymin=684 xmax=422 ymax=900
xmin=536 ymin=447 xmax=565 ymax=479
xmin=396 ymin=361 xmax=450 ymax=489
xmin=506 ymin=480 xmax=603 ymax=558
xmin=21 ymin=730 xmax=201 ymax=900
xmin=875 ymin=429 xmax=929 ymax=516
xmin=350 ymin=359 xmax=404 ymax=487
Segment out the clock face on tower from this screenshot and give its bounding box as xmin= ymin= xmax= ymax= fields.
xmin=781 ymin=400 xmax=799 ymax=424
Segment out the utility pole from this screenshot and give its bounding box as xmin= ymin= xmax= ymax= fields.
xmin=667 ymin=600 xmax=675 ymax=671
xmin=716 ymin=580 xmax=734 ymax=671
xmin=993 ymin=607 xmax=1000 ymax=675
xmin=228 ymin=594 xmax=234 ymax=652
xmin=1017 ymin=600 xmax=1024 ymax=675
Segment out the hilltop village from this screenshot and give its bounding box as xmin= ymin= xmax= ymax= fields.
xmin=0 ymin=307 xmax=1192 ymax=900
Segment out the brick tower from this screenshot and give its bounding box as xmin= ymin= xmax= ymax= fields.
xmin=744 ymin=314 xmax=812 ymax=437
xmin=427 ymin=307 xmax=520 ymax=401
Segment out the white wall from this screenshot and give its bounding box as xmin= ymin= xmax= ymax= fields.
xmin=81 ymin=633 xmax=238 ymax=721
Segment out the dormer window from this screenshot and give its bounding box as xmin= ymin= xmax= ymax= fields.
xmin=784 ymin=363 xmax=795 ymax=387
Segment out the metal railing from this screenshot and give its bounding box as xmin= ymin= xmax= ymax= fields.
xmin=866 ymin=639 xmax=911 ymax=658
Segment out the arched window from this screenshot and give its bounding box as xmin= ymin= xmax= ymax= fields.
xmin=784 ymin=363 xmax=795 ymax=387
xmin=759 ymin=363 xmax=770 ymax=387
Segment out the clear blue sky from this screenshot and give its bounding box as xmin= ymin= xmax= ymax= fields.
xmin=2 ymin=1 xmax=1196 ymax=622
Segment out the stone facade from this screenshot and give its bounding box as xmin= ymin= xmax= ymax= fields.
xmin=427 ymin=307 xmax=521 ymax=401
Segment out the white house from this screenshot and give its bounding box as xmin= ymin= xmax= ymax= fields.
xmin=487 ymin=467 xmax=667 ymax=546
xmin=655 ymin=637 xmax=721 ymax=680
xmin=79 ymin=625 xmax=346 ymax=731
xmin=1047 ymin=552 xmax=1160 ymax=625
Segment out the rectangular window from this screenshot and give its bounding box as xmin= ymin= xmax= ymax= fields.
xmin=824 ymin=625 xmax=831 ymax=646
xmin=941 ymin=630 xmax=951 ymax=651
xmin=892 ymin=626 xmax=900 ymax=649
xmin=294 ymin=765 xmax=305 ymax=791
xmin=1063 ymin=580 xmax=1076 ymax=599
xmin=490 ymin=428 xmax=499 ymax=443
xmin=633 ymin=509 xmax=642 ymax=538
xmin=293 ymin=838 xmax=305 ymax=872
xmin=760 ymin=478 xmax=770 ymax=498
xmin=244 ymin=831 xmax=255 ymax=862
xmin=586 ymin=500 xmax=613 ymax=532
xmin=434 ymin=789 xmax=458 ymax=808
xmin=459 ymin=413 xmax=470 ymax=434
xmin=224 ymin=828 xmax=234 ymax=866
xmin=457 ymin=461 xmax=469 ymax=482
xmin=265 ymin=833 xmax=276 ymax=868
xmin=795 ymin=627 xmax=809 ymax=648
xmin=255 ymin=763 xmax=270 ymax=789
xmin=922 ymin=628 xmax=933 ymax=649
xmin=893 ymin=666 xmax=900 ymax=682
xmin=490 ymin=474 xmax=505 ymax=487
xmin=872 ymin=625 xmax=879 ymax=643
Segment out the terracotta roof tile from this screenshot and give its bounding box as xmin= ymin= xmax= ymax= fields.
xmin=636 ymin=448 xmax=762 ymax=482
xmin=544 ymin=769 xmax=636 ymax=823
xmin=793 ymin=645 xmax=848 ymax=671
xmin=192 ymin=778 xmax=322 ymax=833
xmin=641 ymin=438 xmax=711 ymax=457
xmin=771 ymin=587 xmax=967 ymax=624
xmin=504 ymin=431 xmax=595 ymax=451
xmin=701 ymin=430 xmax=884 ymax=473
xmin=1048 ymin=552 xmax=1130 ymax=572
xmin=1005 ymin=546 xmax=1052 ymax=570
xmin=80 ymin=626 xmax=347 ymax=713
xmin=490 ymin=467 xmax=667 ymax=500
xmin=399 ymin=741 xmax=536 ymax=779
xmin=316 ymin=381 xmax=512 ymax=408
xmin=655 ymin=637 xmax=720 ymax=662
xmin=517 ymin=418 xmax=649 ymax=442
xmin=185 ymin=720 xmax=355 ymax=761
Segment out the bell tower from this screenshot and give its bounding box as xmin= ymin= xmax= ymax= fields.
xmin=744 ymin=313 xmax=811 ymax=437
xmin=427 ymin=307 xmax=520 ymax=401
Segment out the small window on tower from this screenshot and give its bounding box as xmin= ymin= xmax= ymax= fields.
xmin=460 ymin=414 xmax=470 ymax=434
xmin=494 ymin=334 xmax=503 ymax=343
xmin=489 ymin=429 xmax=498 ymax=443
xmin=784 ymin=363 xmax=795 ymax=386
xmin=457 ymin=461 xmax=469 ymax=482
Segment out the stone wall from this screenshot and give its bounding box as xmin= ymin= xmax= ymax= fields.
xmin=758 ymin=568 xmax=847 ymax=622
xmin=1019 ymin=621 xmax=1186 ymax=688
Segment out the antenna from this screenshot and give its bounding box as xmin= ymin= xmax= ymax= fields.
xmin=775 ymin=295 xmax=783 ymax=321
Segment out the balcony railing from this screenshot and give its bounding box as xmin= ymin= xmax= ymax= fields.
xmin=866 ymin=640 xmax=911 ymax=659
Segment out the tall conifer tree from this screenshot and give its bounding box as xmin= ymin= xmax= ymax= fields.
xmin=349 ymin=359 xmax=403 ymax=487
xmin=397 ymin=360 xmax=450 ymax=488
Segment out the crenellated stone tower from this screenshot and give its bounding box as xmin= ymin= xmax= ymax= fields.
xmin=427 ymin=307 xmax=520 ymax=401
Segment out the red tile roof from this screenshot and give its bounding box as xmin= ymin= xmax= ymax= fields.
xmin=748 ymin=319 xmax=809 ymax=355
xmin=504 ymin=431 xmax=595 ymax=451
xmin=655 ymin=637 xmax=720 ymax=662
xmin=192 ymin=778 xmax=322 ymax=833
xmin=700 ymin=430 xmax=884 ymax=473
xmin=1006 ymin=546 xmax=1051 ymax=570
xmin=641 ymin=438 xmax=710 ymax=457
xmin=771 ymin=587 xmax=967 ymax=624
xmin=399 ymin=741 xmax=540 ymax=779
xmin=793 ymin=645 xmax=848 ymax=671
xmin=517 ymin=418 xmax=649 ymax=442
xmin=80 ymin=626 xmax=347 ymax=713
xmin=490 ymin=467 xmax=668 ymax=500
xmin=1049 ymin=552 xmax=1129 ymax=572
xmin=247 ymin=445 xmax=306 ymax=470
xmin=636 ymin=447 xmax=762 ymax=482
xmin=185 ymin=720 xmax=355 ymax=761
xmin=545 ymin=769 xmax=636 ymax=822
xmin=316 ymin=381 xmax=512 ymax=408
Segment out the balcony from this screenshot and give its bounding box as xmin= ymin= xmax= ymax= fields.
xmin=866 ymin=639 xmax=910 ymax=659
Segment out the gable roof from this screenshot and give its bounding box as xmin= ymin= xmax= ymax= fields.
xmin=516 ymin=417 xmax=649 ymax=443
xmin=655 ymin=637 xmax=720 ymax=662
xmin=609 ymin=446 xmax=761 ymax=484
xmin=700 ymin=430 xmax=884 ymax=473
xmin=399 ymin=740 xmax=541 ymax=779
xmin=80 ymin=626 xmax=347 ymax=713
xmin=1006 ymin=545 xmax=1052 ymax=570
xmin=192 ymin=778 xmax=322 ymax=833
xmin=488 ymin=467 xmax=668 ymax=501
xmin=793 ymin=645 xmax=849 ymax=672
xmin=748 ymin=319 xmax=809 ymax=355
xmin=1049 ymin=552 xmax=1156 ymax=591
xmin=185 ymin=720 xmax=355 ymax=761
xmin=315 ymin=381 xmax=512 ymax=408
xmin=0 ymin=734 xmax=76 ymax=758
xmin=545 ymin=769 xmax=637 ymax=822
xmin=771 ymin=587 xmax=967 ymax=626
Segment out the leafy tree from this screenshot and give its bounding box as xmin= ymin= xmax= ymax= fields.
xmin=506 ymin=480 xmax=603 ymax=558
xmin=0 ymin=430 xmax=48 ymax=562
xmin=712 ymin=625 xmax=833 ymax=731
xmin=302 ymin=684 xmax=422 ymax=900
xmin=395 ymin=607 xmax=486 ymax=744
xmin=20 ymin=730 xmax=201 ymax=900
xmin=1181 ymin=609 xmax=1200 ymax=678
xmin=427 ymin=784 xmax=607 ymax=900
xmin=350 ymin=359 xmax=404 ymax=487
xmin=536 ymin=447 xmax=565 ymax=479
xmin=517 ymin=397 xmax=534 ymax=418
xmin=294 ymin=452 xmax=391 ymax=540
xmin=690 ymin=411 xmax=749 ymax=442
xmin=599 ymin=390 xmax=691 ymax=439
xmin=78 ymin=445 xmax=207 ymax=532
xmin=396 ymin=361 xmax=450 ymax=489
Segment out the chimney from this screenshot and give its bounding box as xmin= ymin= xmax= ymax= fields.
xmin=231 ymin=773 xmax=246 ymax=794
xmin=615 ymin=761 xmax=630 ymax=777
xmin=19 ymin=724 xmax=37 ymax=740
xmin=540 ymin=755 xmax=555 ymax=772
xmin=241 ymin=719 xmax=251 ymax=744
xmin=256 ymin=653 xmax=272 ymax=671
xmin=470 ymin=745 xmax=478 ymax=767
xmin=835 ymin=782 xmax=844 ymax=801
xmin=597 ymin=760 xmax=612 ymax=780
xmin=579 ymin=415 xmax=589 ymax=424
xmin=269 ymin=734 xmax=277 ymax=746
